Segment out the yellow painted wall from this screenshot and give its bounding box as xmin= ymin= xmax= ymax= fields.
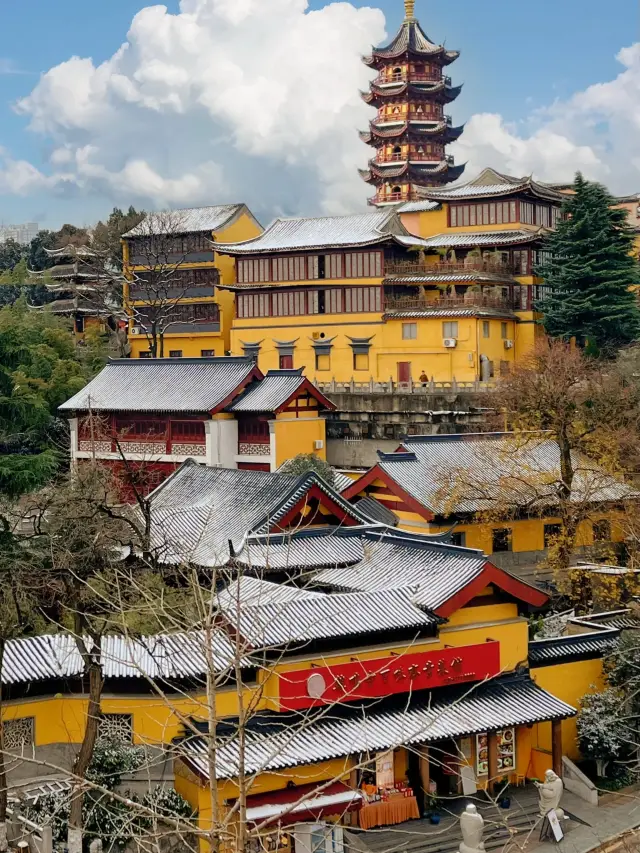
xmin=360 ymin=488 xmax=625 ymax=558
xmin=126 ymin=209 xmax=262 ymax=359
xmin=2 ymin=688 xmax=244 ymax=747
xmin=273 ymin=414 xmax=327 ymax=466
xmin=531 ymin=657 xmax=605 ymax=761
xmin=399 ymin=203 xmax=552 ymax=238
xmin=231 ymin=308 xmax=520 ymax=384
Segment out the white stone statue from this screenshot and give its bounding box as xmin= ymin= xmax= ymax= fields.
xmin=459 ymin=804 xmax=485 ymax=853
xmin=89 ymin=839 xmax=103 ymax=853
xmin=535 ymin=769 xmax=564 ymax=819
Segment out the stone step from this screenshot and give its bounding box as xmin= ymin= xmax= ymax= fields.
xmin=349 ymin=805 xmax=541 ymax=853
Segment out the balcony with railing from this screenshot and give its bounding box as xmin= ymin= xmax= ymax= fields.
xmin=370 ymin=190 xmax=422 ymax=205
xmin=384 ymin=293 xmax=519 ymax=313
xmin=373 ymin=72 xmax=450 ymax=85
xmin=385 ymin=260 xmax=520 ymax=277
xmin=375 ymin=152 xmax=443 ymax=164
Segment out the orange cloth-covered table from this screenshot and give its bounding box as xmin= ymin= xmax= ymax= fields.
xmin=358 ymin=796 xmax=420 ymax=830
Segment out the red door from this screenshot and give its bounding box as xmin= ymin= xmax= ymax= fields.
xmin=397 ymin=362 xmax=411 ymax=383
xmin=279 ymin=355 xmax=293 ymax=369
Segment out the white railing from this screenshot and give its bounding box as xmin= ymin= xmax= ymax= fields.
xmin=316 ymin=378 xmax=495 ymax=395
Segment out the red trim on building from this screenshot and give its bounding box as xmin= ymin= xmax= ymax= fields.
xmin=274 ymin=378 xmax=336 ymax=414
xmin=273 ymin=484 xmax=363 ymax=531
xmin=209 ymin=364 xmax=264 ymax=414
xmin=240 ymin=781 xmax=362 ymax=827
xmin=343 ymin=465 xmax=434 ymax=521
xmin=435 ymin=560 xmax=548 ymax=617
xmin=238 ymin=462 xmax=271 ymax=472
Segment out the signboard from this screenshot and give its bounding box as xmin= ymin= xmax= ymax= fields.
xmin=375 ymin=750 xmax=394 ymax=789
xmin=279 ymin=642 xmax=501 ymax=711
xmin=547 ymin=809 xmax=564 ymax=842
xmin=475 ymin=727 xmax=515 ymax=776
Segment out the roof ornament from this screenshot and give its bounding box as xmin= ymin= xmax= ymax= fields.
xmin=404 ymin=0 xmax=416 ymax=20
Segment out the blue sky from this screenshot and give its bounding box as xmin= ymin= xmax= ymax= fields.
xmin=0 ymin=0 xmax=638 ymax=228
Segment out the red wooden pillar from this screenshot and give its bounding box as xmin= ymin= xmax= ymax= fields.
xmin=487 ymin=731 xmax=499 ymax=795
xmin=552 ymin=719 xmax=563 ymax=778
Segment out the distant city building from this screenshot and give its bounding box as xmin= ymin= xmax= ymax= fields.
xmin=0 ymin=222 xmax=39 ymax=245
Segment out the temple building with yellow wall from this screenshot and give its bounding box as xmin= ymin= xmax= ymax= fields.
xmin=343 ymin=432 xmax=635 ymax=582
xmin=0 ymin=460 xmax=624 ymax=851
xmin=122 ymin=204 xmax=262 ymax=359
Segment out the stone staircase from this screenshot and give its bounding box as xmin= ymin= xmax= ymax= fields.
xmin=346 ymin=795 xmax=542 ymax=853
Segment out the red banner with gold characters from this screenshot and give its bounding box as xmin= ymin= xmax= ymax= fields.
xmin=279 ymin=642 xmax=501 ymax=710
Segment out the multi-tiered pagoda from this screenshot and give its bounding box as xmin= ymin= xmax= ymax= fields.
xmin=360 ymin=0 xmax=465 ymax=205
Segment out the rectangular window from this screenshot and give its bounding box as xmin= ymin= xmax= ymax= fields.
xmin=75 ymin=316 xmax=85 ymax=333
xmin=544 ymin=523 xmax=562 ymax=548
xmin=492 ymin=528 xmax=512 ymax=553
xmin=354 ymin=352 xmax=369 ymax=371
xmin=402 ymin=322 xmax=417 ymax=340
xmin=482 ymin=321 xmax=490 ymax=339
xmin=315 ymin=353 xmax=330 ymax=371
xmin=450 ymin=206 xmax=457 ymax=227
xmin=169 ymin=350 xmax=183 ymax=358
xmin=451 ymin=532 xmax=466 ymax=547
xmin=201 ymin=349 xmax=215 ymax=357
xmin=3 ymin=718 xmax=35 ymax=753
xmin=443 ymin=321 xmax=459 ymax=338
xmin=171 ymin=421 xmax=206 ymax=441
xmin=98 ymin=714 xmax=133 ymax=744
xmin=139 ymin=352 xmax=152 ymax=359
xmin=593 ymin=519 xmax=611 ymax=542
xmin=279 ymin=354 xmax=293 ymax=369
xmin=501 ymin=322 xmax=508 ymax=339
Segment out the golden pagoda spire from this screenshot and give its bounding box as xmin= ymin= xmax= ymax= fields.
xmin=404 ymin=0 xmax=416 ymax=20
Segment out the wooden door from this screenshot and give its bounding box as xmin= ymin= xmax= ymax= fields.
xmin=279 ymin=354 xmax=293 ymax=369
xmin=397 ymin=361 xmax=411 ymax=383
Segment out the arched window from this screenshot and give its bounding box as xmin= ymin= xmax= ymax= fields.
xmin=392 ymin=185 xmax=402 ymax=194
xmin=393 ymin=66 xmax=402 ymax=79
xmin=393 ymin=145 xmax=402 ymax=155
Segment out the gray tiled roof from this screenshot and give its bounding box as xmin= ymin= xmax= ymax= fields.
xmin=366 ymin=19 xmax=459 ymax=64
xmin=420 ymin=169 xmax=566 ymax=203
xmin=59 ymin=357 xmax=257 ymax=413
xmin=226 ymin=588 xmax=438 ymax=649
xmin=529 ymin=630 xmax=619 ymax=665
xmin=355 ymin=496 xmax=399 ymax=526
xmin=384 ymin=307 xmax=514 ymax=319
xmin=228 ymin=370 xmax=306 ymax=412
xmin=235 ymin=529 xmax=365 ymax=571
xmin=398 ymin=200 xmax=441 ymax=213
xmin=1 ymin=630 xmax=245 ymax=685
xmin=421 ymin=230 xmax=543 ymax=248
xmin=214 ymin=210 xmax=426 ymax=254
xmin=123 ymin=204 xmax=247 ymax=237
xmin=217 ymin=577 xmax=325 ymax=609
xmin=147 ymin=462 xmax=372 ymax=567
xmin=375 ymin=433 xmax=636 ymax=516
xmin=179 ymin=676 xmax=575 ymax=780
xmin=312 ymin=528 xmax=488 ymax=610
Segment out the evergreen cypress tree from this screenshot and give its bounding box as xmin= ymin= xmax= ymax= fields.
xmin=538 ymin=173 xmax=640 ymax=356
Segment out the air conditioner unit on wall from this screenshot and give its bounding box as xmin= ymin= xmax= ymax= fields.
xmin=314 ymin=439 xmax=324 ymax=450
xmin=504 ymin=339 xmax=514 ymax=349
xmin=443 ymin=338 xmax=457 ymax=348
xmin=130 ymin=327 xmax=141 ymax=335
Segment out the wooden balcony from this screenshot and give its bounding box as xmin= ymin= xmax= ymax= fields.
xmin=375 ymin=152 xmax=443 ymax=164
xmin=373 ymin=73 xmax=449 ymax=85
xmin=385 ymin=260 xmax=520 ymax=276
xmin=370 ymin=191 xmax=422 ymax=204
xmin=384 ymin=294 xmax=518 ymax=312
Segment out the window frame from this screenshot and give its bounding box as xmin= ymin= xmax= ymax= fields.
xmin=492 ymin=527 xmax=513 ymax=553
xmin=402 ymin=322 xmax=418 ymax=340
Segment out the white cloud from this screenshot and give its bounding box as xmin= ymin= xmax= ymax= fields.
xmin=453 ymin=44 xmax=640 ymax=194
xmin=11 ymin=0 xmax=386 ymax=217
xmin=4 ymin=1 xmax=640 ymax=218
